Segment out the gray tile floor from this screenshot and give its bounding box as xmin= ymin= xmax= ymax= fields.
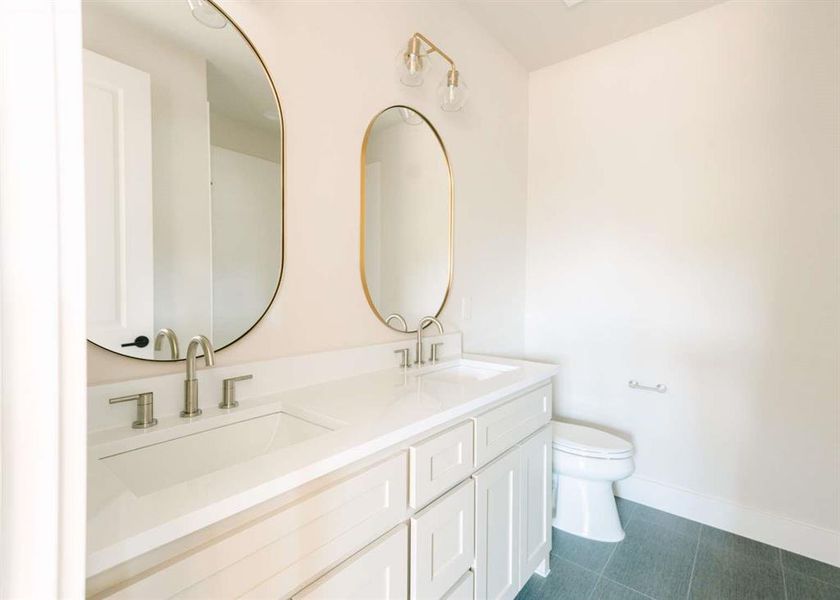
xmin=517 ymin=498 xmax=840 ymax=600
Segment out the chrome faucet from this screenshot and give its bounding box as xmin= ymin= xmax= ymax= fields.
xmin=154 ymin=328 xmax=179 ymax=359
xmin=385 ymin=313 xmax=408 ymax=332
xmin=415 ymin=316 xmax=443 ymax=365
xmin=182 ymin=335 xmax=215 ymax=417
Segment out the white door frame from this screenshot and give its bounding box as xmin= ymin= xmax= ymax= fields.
xmin=0 ymin=0 xmax=87 ymax=597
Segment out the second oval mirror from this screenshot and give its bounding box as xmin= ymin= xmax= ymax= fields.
xmin=361 ymin=106 xmax=452 ymax=333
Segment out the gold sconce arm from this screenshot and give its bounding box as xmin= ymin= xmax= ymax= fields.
xmin=410 ymin=32 xmax=457 ymax=72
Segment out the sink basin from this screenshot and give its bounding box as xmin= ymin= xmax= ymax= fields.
xmin=101 ymin=411 xmax=331 ymax=496
xmin=417 ymin=359 xmax=518 ymax=384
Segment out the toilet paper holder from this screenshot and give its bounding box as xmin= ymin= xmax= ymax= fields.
xmin=628 ymin=380 xmax=667 ymax=393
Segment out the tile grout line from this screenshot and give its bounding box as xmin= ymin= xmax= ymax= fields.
xmin=586 ymin=503 xmax=642 ymax=600
xmin=584 ymin=575 xmax=601 ymax=600
xmin=778 ymin=548 xmax=840 ymax=590
xmin=784 ymin=568 xmax=840 ymax=590
xmin=554 ymin=555 xmax=604 ymax=578
xmin=775 ymin=548 xmax=840 ymax=590
xmin=684 ymin=525 xmax=702 ymax=600
xmin=779 ymin=549 xmax=789 ymax=600
xmin=593 ymin=501 xmax=840 ymax=599
xmin=598 ymin=502 xmax=633 ymax=574
xmin=585 ymin=526 xmax=625 ymax=600
xmin=600 ymin=576 xmax=659 ymax=600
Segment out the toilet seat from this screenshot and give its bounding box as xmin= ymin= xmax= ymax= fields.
xmin=552 ymin=422 xmax=633 ymax=459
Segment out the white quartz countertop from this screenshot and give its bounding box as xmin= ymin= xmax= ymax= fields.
xmin=86 ymin=354 xmax=558 ymax=576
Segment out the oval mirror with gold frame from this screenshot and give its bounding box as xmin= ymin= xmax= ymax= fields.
xmin=360 ymin=105 xmax=453 ymax=333
xmin=82 ymin=0 xmax=284 ymax=361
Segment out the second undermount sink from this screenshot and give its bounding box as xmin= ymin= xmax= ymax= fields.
xmin=417 ymin=359 xmax=518 ymax=384
xmin=100 ymin=411 xmax=331 ymax=497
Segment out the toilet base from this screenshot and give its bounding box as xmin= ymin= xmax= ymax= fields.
xmin=553 ymin=474 xmax=625 ymax=542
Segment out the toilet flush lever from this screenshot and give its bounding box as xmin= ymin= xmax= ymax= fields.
xmin=628 ymin=380 xmax=667 ymax=393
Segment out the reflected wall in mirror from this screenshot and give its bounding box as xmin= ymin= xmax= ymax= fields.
xmin=82 ymin=0 xmax=283 ymax=360
xmin=361 ymin=106 xmax=452 ymax=332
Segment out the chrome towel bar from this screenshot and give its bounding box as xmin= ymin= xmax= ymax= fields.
xmin=628 ymin=380 xmax=667 ymax=393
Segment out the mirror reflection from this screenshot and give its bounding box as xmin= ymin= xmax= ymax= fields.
xmin=82 ymin=0 xmax=282 ymax=360
xmin=362 ymin=106 xmax=452 ymax=332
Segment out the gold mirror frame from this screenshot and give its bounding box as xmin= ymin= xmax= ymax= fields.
xmin=85 ymin=0 xmax=285 ymax=362
xmin=359 ymin=105 xmax=454 ymax=334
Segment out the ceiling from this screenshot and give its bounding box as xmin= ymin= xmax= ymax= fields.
xmin=461 ymin=0 xmax=724 ymax=71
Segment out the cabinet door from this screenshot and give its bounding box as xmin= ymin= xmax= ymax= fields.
xmin=294 ymin=524 xmax=409 ymax=600
xmin=518 ymin=425 xmax=552 ymax=586
xmin=442 ymin=571 xmax=473 ymax=600
xmin=473 ymin=448 xmax=521 ymax=600
xmin=411 ymin=479 xmax=475 ymax=599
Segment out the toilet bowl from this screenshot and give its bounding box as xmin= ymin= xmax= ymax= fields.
xmin=552 ymin=421 xmax=634 ymax=542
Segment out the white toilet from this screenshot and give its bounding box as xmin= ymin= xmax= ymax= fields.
xmin=552 ymin=421 xmax=635 ymax=542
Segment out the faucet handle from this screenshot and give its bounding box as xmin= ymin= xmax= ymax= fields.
xmin=430 ymin=342 xmax=444 ymax=363
xmin=394 ymin=348 xmax=410 ymax=369
xmin=109 ymin=392 xmax=157 ymax=429
xmin=220 ymin=374 xmax=253 ymax=409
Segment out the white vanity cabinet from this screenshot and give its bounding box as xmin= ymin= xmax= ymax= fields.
xmin=92 ymin=453 xmax=409 ymax=600
xmin=472 ymin=385 xmax=551 ymax=467
xmin=409 ymin=421 xmax=475 ymax=509
xmin=90 ymin=383 xmax=553 ymax=600
xmin=294 ymin=524 xmax=409 ymax=600
xmin=472 ymin=424 xmax=552 ymax=600
xmin=410 ymin=479 xmax=475 ymax=599
xmin=473 ymin=448 xmax=522 ymax=600
xmin=518 ymin=425 xmax=552 ymax=585
xmin=441 ymin=571 xmax=474 ymax=600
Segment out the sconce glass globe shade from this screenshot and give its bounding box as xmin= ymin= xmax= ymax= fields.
xmin=438 ymin=73 xmax=469 ymax=112
xmin=187 ymin=0 xmax=227 ymax=29
xmin=396 ymin=48 xmax=429 ymax=87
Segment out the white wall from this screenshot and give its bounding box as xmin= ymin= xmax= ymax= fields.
xmin=211 ymin=145 xmax=282 ymax=346
xmin=1 ymin=1 xmax=87 ymax=594
xmin=526 ymin=0 xmax=839 ymax=562
xmin=83 ymin=7 xmax=213 ymax=349
xmin=209 ymin=111 xmax=280 ymax=164
xmin=88 ymin=1 xmax=529 ymax=383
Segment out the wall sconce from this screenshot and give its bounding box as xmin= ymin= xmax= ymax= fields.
xmin=396 ymin=33 xmax=469 ymax=112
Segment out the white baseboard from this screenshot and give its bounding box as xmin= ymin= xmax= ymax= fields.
xmin=615 ymin=475 xmax=840 ymax=568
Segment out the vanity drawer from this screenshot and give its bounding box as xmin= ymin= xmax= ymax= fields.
xmin=293 ymin=523 xmax=409 ymax=600
xmin=442 ymin=571 xmax=474 ymax=600
xmin=472 ymin=384 xmax=551 ymax=467
xmin=410 ymin=420 xmax=474 ymax=508
xmin=103 ymin=453 xmax=408 ymax=599
xmin=410 ymin=479 xmax=475 ymax=600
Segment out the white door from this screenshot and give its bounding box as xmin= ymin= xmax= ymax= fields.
xmin=518 ymin=425 xmax=552 ymax=585
xmin=84 ymin=49 xmax=154 ymax=357
xmin=294 ymin=524 xmax=409 ymax=600
xmin=473 ymin=447 xmax=521 ymax=600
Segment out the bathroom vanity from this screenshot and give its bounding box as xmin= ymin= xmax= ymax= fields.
xmin=86 ymin=341 xmax=557 ymax=599
xmin=80 ymin=2 xmax=553 ymax=597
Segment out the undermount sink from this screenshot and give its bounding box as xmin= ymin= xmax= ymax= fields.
xmin=417 ymin=359 xmax=518 ymax=384
xmin=101 ymin=411 xmax=331 ymax=496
